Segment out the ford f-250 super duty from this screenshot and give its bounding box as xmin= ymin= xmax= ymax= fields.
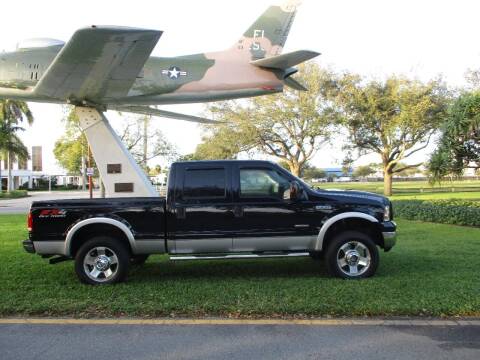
xmin=23 ymin=160 xmax=396 ymax=284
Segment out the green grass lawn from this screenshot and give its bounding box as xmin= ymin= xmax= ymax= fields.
xmin=319 ymin=179 xmax=480 ymax=199
xmin=1 ymin=214 xmax=479 ymax=318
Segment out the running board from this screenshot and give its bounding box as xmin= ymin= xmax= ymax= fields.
xmin=169 ymin=252 xmax=310 ymax=261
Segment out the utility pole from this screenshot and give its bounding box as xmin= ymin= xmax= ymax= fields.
xmin=81 ymin=143 xmax=86 ymax=191
xmin=88 ymin=145 xmax=93 ymax=199
xmin=142 ymin=115 xmax=149 ymax=171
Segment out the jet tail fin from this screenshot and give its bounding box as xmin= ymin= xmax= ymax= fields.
xmin=251 ymin=50 xmax=320 ymax=92
xmin=231 ymin=0 xmax=302 ymax=60
xmin=284 ymin=77 xmax=307 ymax=91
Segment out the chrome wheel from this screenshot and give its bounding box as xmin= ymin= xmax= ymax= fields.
xmin=336 ymin=241 xmax=371 ymax=277
xmin=83 ymin=246 xmax=119 ymax=283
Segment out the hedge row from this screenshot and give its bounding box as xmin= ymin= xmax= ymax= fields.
xmin=392 ymin=199 xmax=480 ymax=227
xmin=0 ymin=190 xmax=28 ymax=199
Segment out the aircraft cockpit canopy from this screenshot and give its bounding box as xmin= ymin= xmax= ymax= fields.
xmin=16 ymin=38 xmax=65 ymax=50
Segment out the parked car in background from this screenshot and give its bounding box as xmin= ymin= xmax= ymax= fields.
xmin=335 ymin=176 xmax=353 ymax=182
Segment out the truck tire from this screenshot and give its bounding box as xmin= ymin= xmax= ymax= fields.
xmin=131 ymin=255 xmax=149 ymax=265
xmin=74 ymin=236 xmax=130 ymax=285
xmin=325 ymin=231 xmax=379 ymax=279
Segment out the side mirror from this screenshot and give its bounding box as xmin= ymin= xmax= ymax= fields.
xmin=289 ymin=181 xmax=302 ymax=201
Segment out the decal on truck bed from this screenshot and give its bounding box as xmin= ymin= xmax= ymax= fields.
xmin=38 ymin=209 xmax=67 ymax=218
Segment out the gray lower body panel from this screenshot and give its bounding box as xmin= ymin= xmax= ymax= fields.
xmin=170 ymin=235 xmax=315 ymax=254
xmin=134 ymin=239 xmax=165 ymax=254
xmin=234 ymin=235 xmax=315 ymax=252
xmin=171 ymin=238 xmax=233 ymax=254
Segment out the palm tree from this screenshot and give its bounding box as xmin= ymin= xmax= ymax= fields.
xmin=0 ymin=100 xmax=33 ymax=192
xmin=0 ymin=132 xmax=29 ymax=192
xmin=0 ymin=122 xmax=23 ymax=191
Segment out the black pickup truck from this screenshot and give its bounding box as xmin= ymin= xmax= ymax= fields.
xmin=23 ymin=160 xmax=396 ymax=284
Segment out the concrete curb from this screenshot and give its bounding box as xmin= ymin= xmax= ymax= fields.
xmin=1 ymin=318 xmax=479 ymax=326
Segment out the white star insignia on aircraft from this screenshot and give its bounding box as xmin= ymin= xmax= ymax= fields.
xmin=161 ymin=66 xmax=187 ymax=80
xmin=169 ymin=67 xmax=180 ymax=78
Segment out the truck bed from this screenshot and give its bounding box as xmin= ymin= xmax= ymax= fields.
xmin=29 ymin=197 xmax=167 ymax=242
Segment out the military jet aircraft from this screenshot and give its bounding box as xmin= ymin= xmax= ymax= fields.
xmin=0 ymin=0 xmax=319 ymax=123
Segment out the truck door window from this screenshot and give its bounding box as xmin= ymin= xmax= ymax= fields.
xmin=240 ymin=168 xmax=290 ymax=200
xmin=182 ymin=168 xmax=226 ymax=199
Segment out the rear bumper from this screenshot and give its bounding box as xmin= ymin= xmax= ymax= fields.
xmin=22 ymin=239 xmax=35 ymax=254
xmin=381 ymin=221 xmax=397 ymax=252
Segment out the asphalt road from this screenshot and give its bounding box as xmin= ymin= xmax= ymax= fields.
xmin=1 ymin=321 xmax=479 ymax=360
xmin=0 ymin=190 xmax=98 ymax=214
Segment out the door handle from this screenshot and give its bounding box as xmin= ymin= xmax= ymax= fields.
xmin=175 ymin=207 xmax=186 ymax=219
xmin=294 ymin=224 xmax=309 ymax=228
xmin=233 ymin=205 xmax=243 ymax=218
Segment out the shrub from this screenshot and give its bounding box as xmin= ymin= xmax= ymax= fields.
xmin=393 ymin=199 xmax=480 ymax=227
xmin=0 ymin=190 xmax=28 ymax=199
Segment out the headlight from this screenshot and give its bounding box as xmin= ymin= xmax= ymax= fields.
xmin=384 ymin=205 xmax=391 ymax=221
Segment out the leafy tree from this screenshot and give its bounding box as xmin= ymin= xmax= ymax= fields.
xmin=53 ymin=109 xmax=91 ymax=175
xmin=465 ymin=68 xmax=480 ymax=89
xmin=150 ymin=164 xmax=162 ymax=176
xmin=118 ymin=115 xmax=178 ymax=169
xmin=193 ymin=63 xmax=340 ymax=176
xmin=277 ymin=160 xmax=291 ymax=171
xmin=353 ymin=165 xmax=376 ymax=178
xmin=0 ymin=100 xmax=33 ymax=192
xmin=303 ymin=165 xmax=327 ymax=180
xmin=177 ymin=153 xmax=198 ymax=161
xmin=334 ymin=75 xmax=449 ymax=195
xmin=428 ymin=92 xmax=480 ymax=180
xmin=394 ymin=162 xmax=421 ymax=177
xmin=54 ymin=109 xmax=177 ymax=178
xmin=341 ymin=153 xmax=354 ymax=176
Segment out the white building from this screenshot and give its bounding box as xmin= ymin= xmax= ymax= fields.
xmin=1 ymin=146 xmax=44 ymax=190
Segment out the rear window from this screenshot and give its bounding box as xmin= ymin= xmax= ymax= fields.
xmin=183 ymin=168 xmax=226 ymax=199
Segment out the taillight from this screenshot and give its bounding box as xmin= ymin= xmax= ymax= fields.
xmin=27 ymin=212 xmax=33 ymax=232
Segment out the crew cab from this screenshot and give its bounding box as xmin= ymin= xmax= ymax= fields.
xmin=23 ymin=160 xmax=396 ymax=284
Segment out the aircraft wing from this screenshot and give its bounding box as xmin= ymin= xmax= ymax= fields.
xmin=34 ymin=26 xmax=162 ymax=102
xmin=110 ymin=105 xmax=218 ymax=124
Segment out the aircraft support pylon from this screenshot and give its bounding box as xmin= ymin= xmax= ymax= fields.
xmin=75 ymin=107 xmax=158 ymax=198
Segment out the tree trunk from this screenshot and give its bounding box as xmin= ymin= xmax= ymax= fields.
xmin=289 ymin=162 xmax=301 ymax=177
xmin=383 ymin=169 xmax=393 ymax=196
xmin=0 ymin=157 xmax=3 ymax=192
xmin=7 ymin=151 xmax=12 ymax=193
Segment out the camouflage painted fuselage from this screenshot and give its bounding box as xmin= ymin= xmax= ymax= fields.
xmin=0 ymin=1 xmax=313 ymax=108
xmin=0 ymin=45 xmax=283 ymax=105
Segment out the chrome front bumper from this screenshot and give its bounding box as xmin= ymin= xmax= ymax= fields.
xmin=382 ymin=231 xmax=397 ymax=251
xmin=381 ymin=221 xmax=397 ymax=252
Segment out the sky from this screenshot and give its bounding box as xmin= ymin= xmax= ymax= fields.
xmin=1 ymin=0 xmax=480 ymax=173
